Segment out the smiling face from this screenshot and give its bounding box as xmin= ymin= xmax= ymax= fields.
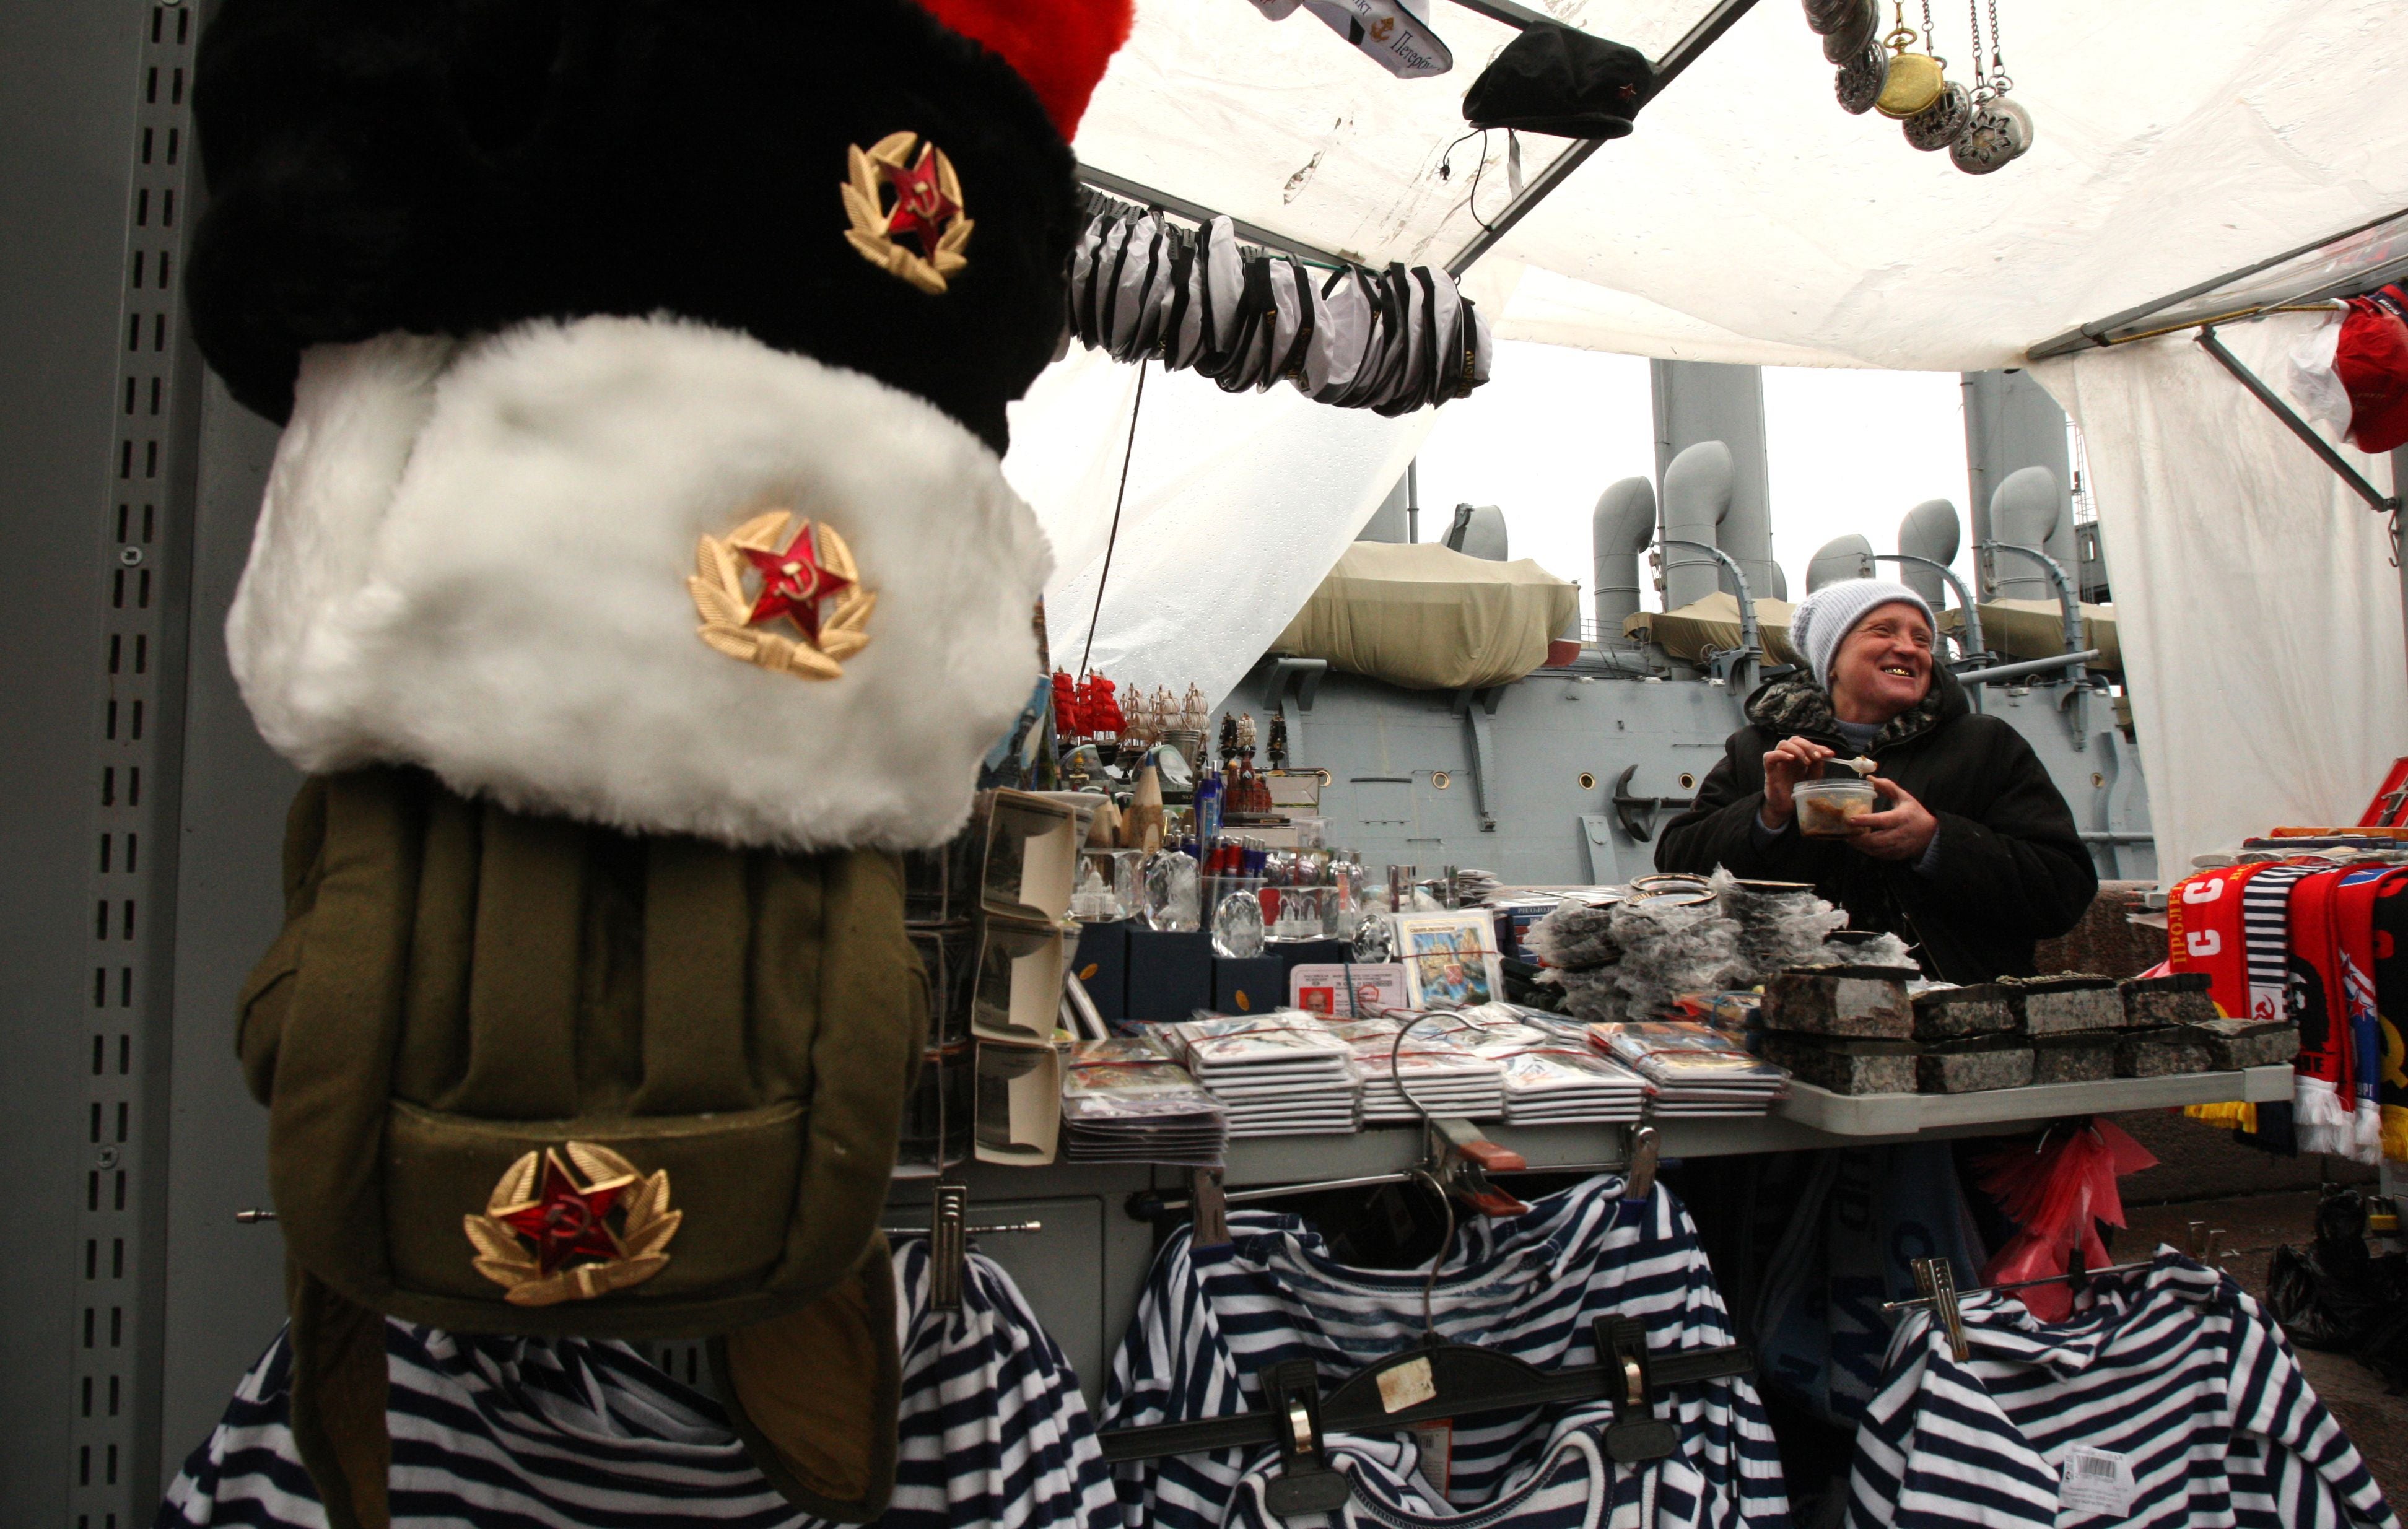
xmin=1828 ymin=601 xmax=1935 ymax=724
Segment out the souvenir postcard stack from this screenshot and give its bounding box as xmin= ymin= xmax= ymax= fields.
xmin=1445 ymin=1006 xmax=1650 ymax=1125
xmin=1059 ymin=1037 xmax=1229 ymax=1167
xmin=1159 ymin=1012 xmax=1363 ymax=1137
xmin=1324 ymin=1016 xmax=1504 ymax=1123
xmin=1587 ymin=1020 xmax=1787 ymax=1116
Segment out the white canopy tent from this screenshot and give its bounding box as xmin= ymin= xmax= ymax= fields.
xmin=1005 ymin=0 xmax=2408 ymax=872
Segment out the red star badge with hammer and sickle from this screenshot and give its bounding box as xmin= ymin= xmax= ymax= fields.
xmin=881 ymin=145 xmax=959 ymax=259
xmin=497 ymin=1151 xmax=628 ymax=1276
xmin=741 ymin=522 xmax=853 ymax=640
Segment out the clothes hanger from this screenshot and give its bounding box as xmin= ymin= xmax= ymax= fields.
xmin=1096 ymin=1315 xmax=1756 ymax=1510
xmin=1881 ymin=1229 xmax=2227 ymax=1361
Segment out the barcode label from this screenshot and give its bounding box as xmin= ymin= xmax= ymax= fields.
xmin=2060 ymin=1446 xmax=2137 ymax=1515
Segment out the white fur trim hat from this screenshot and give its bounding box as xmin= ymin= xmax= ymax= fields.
xmin=1790 ymin=579 xmax=1935 ymax=691
xmin=226 ymin=314 xmax=1052 ymax=853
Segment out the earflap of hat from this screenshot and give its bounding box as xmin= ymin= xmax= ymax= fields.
xmin=286 ymin=1262 xmax=395 ymax=1529
xmin=712 ymin=1236 xmax=902 ymax=1522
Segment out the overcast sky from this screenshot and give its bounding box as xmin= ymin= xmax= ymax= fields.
xmin=1410 ymin=341 xmax=1976 ymax=619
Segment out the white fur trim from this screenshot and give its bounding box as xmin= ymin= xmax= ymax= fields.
xmin=2292 ymin=1075 xmax=2354 ymax=1157
xmin=227 ymin=316 xmax=1052 ymax=852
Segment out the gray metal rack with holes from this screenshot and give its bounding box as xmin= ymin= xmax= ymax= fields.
xmin=0 ymin=6 xmax=2281 ymax=1521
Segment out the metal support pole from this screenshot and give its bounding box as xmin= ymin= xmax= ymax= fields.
xmin=1446 ymin=0 xmax=1760 ymax=277
xmin=1871 ymin=552 xmax=1984 ymax=658
xmin=1076 ymin=165 xmax=1353 ymax=268
xmin=1657 ymin=537 xmax=1759 ymax=692
xmin=2197 ymin=326 xmax=2400 ymax=513
xmin=1976 ymin=541 xmax=2091 ymax=749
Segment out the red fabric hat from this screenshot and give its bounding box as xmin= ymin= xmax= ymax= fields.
xmin=915 ymin=0 xmax=1136 ymax=139
xmin=2336 ymin=284 xmax=2408 ymax=454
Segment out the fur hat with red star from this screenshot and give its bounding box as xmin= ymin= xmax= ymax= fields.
xmin=190 ymin=0 xmax=1136 ymax=858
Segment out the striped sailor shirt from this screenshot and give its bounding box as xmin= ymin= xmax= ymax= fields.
xmin=1100 ymin=1175 xmax=1791 ymax=1529
xmin=1845 ymin=1252 xmax=2398 ymax=1529
xmin=159 ymin=1239 xmax=1115 ymax=1529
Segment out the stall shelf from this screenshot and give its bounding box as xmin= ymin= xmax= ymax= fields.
xmin=871 ymin=1062 xmax=2288 ymax=1405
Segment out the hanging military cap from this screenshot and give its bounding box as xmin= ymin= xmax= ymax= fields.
xmin=1463 ymin=22 xmax=1654 ymax=139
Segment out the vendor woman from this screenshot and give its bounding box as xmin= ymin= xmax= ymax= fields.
xmin=1655 ymin=578 xmax=2096 ymax=982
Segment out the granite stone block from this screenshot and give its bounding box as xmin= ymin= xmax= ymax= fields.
xmin=2030 ymin=1031 xmax=2118 ymax=1084
xmin=1911 ymin=983 xmax=2018 ymax=1041
xmin=2001 ymin=974 xmax=2124 ymax=1035
xmin=1763 ymin=966 xmax=1916 ymax=1039
xmin=2121 ymin=972 xmax=2220 ymax=1029
xmin=2188 ymin=1018 xmax=2300 ymax=1071
xmin=1916 ymin=1037 xmax=2035 ymax=1094
xmin=1761 ymin=1032 xmax=1917 ymax=1094
xmin=2116 ymin=1026 xmax=2216 ymax=1078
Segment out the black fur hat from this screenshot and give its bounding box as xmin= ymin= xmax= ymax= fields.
xmin=189 ymin=0 xmax=1095 ymax=453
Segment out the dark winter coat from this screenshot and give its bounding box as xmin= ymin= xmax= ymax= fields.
xmin=1654 ymin=667 xmax=2096 ymax=982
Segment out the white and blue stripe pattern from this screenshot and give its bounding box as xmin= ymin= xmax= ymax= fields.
xmin=1101 ymin=1175 xmax=1791 ymax=1529
xmin=159 ymin=1240 xmax=1115 ymax=1529
xmin=1221 ymin=1409 xmax=1683 ymax=1529
xmin=1845 ymin=1252 xmax=2399 ymax=1529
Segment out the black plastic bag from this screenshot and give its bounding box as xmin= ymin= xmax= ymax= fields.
xmin=2266 ymin=1190 xmax=2399 ymax=1351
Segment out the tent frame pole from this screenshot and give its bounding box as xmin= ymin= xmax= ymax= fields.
xmin=1075 ymin=165 xmax=1353 ymax=268
xmin=2027 ymin=205 xmax=2408 ymax=360
xmin=1445 ymin=0 xmax=1761 ymax=278
xmin=2195 ymin=326 xmax=2399 ymax=515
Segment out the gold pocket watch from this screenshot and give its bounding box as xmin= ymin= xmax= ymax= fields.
xmin=1874 ymin=5 xmax=1944 ymax=118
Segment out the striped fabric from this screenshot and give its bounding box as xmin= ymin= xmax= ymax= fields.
xmin=2241 ymin=863 xmax=2318 ymax=1021
xmin=159 ymin=1240 xmax=1115 ymax=1529
xmin=158 ymin=1325 xmax=806 ymax=1529
xmin=1220 ymin=1411 xmax=1673 ymax=1529
xmin=1101 ymin=1175 xmax=1791 ymax=1529
xmin=1844 ymin=1252 xmax=2399 ymax=1529
xmin=879 ymin=1237 xmax=1120 ymax=1529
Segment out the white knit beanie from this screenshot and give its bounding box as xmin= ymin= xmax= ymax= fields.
xmin=1791 ymin=579 xmax=1935 ymax=690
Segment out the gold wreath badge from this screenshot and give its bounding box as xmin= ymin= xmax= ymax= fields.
xmin=689 ymin=511 xmax=875 ymax=682
xmin=842 ymin=131 xmax=973 ymax=295
xmin=463 ymin=1142 xmax=681 ymax=1307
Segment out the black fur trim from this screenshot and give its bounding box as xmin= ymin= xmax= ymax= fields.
xmin=188 ymin=0 xmax=1077 ymax=453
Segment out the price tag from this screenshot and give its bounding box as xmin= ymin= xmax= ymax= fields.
xmin=2059 ymin=1446 xmax=2137 ymax=1517
xmin=1407 ymin=1420 xmax=1453 ymax=1499
xmin=1377 ymin=1354 xmax=1436 ymax=1412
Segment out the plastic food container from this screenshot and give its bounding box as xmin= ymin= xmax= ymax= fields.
xmin=1794 ymin=778 xmax=1878 ymax=837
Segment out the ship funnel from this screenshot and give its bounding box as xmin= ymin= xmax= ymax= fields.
xmin=1592 ymin=476 xmax=1656 ymax=639
xmin=1896 ymin=499 xmax=1960 ymax=608
xmin=1659 ymin=442 xmax=1733 ymax=609
xmin=1444 ymin=503 xmax=1509 ymax=561
xmin=1989 ymin=466 xmax=2061 ymax=601
xmin=1805 ymin=534 xmax=1875 ymax=593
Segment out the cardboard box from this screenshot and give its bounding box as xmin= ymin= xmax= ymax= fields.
xmin=974 ymin=1041 xmax=1060 ymax=1166
xmin=972 ymin=917 xmax=1065 ymax=1044
xmin=979 ymin=789 xmax=1081 ymax=925
xmin=1125 ymin=928 xmax=1215 ymax=1021
xmin=1070 ymin=920 xmax=1132 ymax=1022
xmin=1213 ymin=956 xmax=1288 ymax=1015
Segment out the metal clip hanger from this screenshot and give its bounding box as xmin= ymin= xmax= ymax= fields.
xmin=1884 ymin=1252 xmax=2167 ymax=1361
xmin=929 ymin=1182 xmax=970 ymax=1313
xmin=1096 ymin=1317 xmax=1755 ymax=1475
